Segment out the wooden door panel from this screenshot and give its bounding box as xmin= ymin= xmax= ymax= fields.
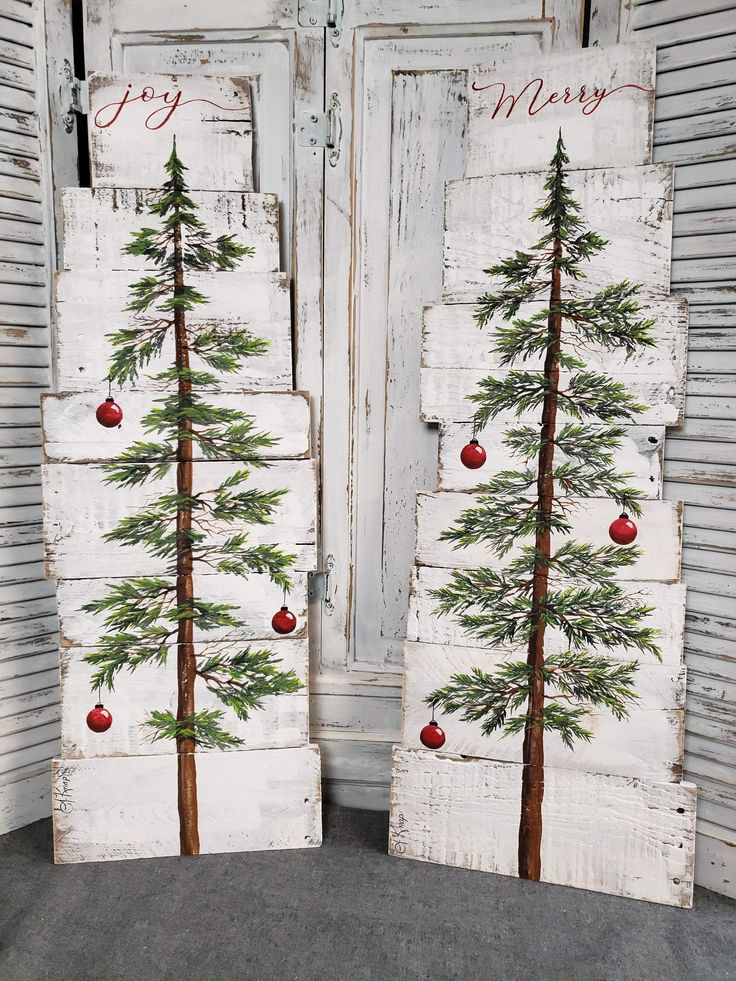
xmin=321 ymin=20 xmax=556 ymax=683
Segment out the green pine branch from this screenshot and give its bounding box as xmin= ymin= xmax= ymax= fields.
xmin=427 ymin=132 xmax=667 ymax=764
xmin=84 ymin=139 xmax=300 ymax=752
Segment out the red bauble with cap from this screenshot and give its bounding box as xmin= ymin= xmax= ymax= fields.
xmin=272 ymin=606 xmax=297 ymax=635
xmin=96 ymin=396 xmax=123 ymax=428
xmin=460 ymin=438 xmax=486 ymax=470
xmin=86 ymin=703 xmax=113 ymax=733
xmin=420 ymin=719 xmax=446 ymax=750
xmin=609 ymin=513 xmax=638 ymax=545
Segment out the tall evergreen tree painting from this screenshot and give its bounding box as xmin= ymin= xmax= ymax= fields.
xmin=83 ymin=140 xmax=301 ymax=855
xmin=428 ymin=133 xmax=662 ymax=881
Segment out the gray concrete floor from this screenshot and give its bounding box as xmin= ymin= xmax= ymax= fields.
xmin=1 ymin=805 xmax=734 ymax=981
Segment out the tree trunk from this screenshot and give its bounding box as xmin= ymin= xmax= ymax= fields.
xmin=517 ymin=236 xmax=562 ymax=881
xmin=173 ymin=205 xmax=200 ymax=856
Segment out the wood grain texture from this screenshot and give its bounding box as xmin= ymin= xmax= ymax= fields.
xmin=416 ymin=493 xmax=682 ymax=581
xmin=42 ymin=391 xmax=310 ymax=463
xmin=351 ymin=69 xmax=464 ymax=668
xmin=401 ymin=641 xmax=685 ymax=781
xmin=0 ymin=764 xmax=50 ymax=834
xmin=407 ymin=566 xmax=687 ymax=665
xmin=389 ymin=748 xmax=696 ymax=907
xmin=56 ymin=572 xmax=309 ymax=647
xmin=467 ymin=43 xmax=655 ymax=178
xmin=422 ymin=298 xmax=687 ymax=375
xmin=42 ymin=461 xmax=317 ymax=579
xmin=52 ymin=745 xmax=322 ymax=863
xmin=60 ymin=641 xmax=309 ymax=758
xmin=422 ymin=367 xmax=683 ymax=427
xmin=438 ymin=422 xmax=664 ymax=496
xmin=54 ymin=270 xmax=291 ymax=393
xmin=443 ymin=164 xmax=674 ymax=303
xmin=88 ymin=73 xmax=254 ymax=191
xmin=61 ymin=187 xmax=280 ymax=272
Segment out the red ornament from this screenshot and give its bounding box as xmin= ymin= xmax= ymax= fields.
xmin=609 ymin=513 xmax=638 ymax=545
xmin=460 ymin=438 xmax=486 ymax=470
xmin=420 ymin=720 xmax=446 ymax=750
xmin=272 ymin=605 xmax=297 ymax=635
xmin=96 ymin=396 xmax=123 ymax=428
xmin=86 ymin=702 xmax=113 ymax=733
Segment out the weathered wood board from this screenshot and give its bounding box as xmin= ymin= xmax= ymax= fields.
xmin=438 ymin=423 xmax=664 ymax=496
xmin=443 ymin=164 xmax=674 ymax=302
xmin=42 ymin=391 xmax=310 ymax=463
xmin=389 ymin=748 xmax=696 ymax=907
xmin=402 ymin=642 xmax=685 ymax=782
xmin=88 ymin=73 xmax=254 ymax=191
xmin=54 ymin=270 xmax=291 ymax=392
xmin=42 ymin=461 xmax=317 ymax=579
xmin=407 ymin=568 xmax=687 ymax=666
xmin=52 ymin=745 xmax=322 ymax=864
xmin=416 ymin=493 xmax=682 ymax=581
xmin=467 ymin=44 xmax=655 ymax=178
xmin=60 ymin=642 xmax=308 ymax=758
xmin=62 ymin=187 xmax=279 ymax=272
xmin=56 ymin=572 xmax=309 ymax=647
xmin=422 ymin=367 xmax=682 ymax=427
xmin=422 ymin=298 xmax=688 ymax=379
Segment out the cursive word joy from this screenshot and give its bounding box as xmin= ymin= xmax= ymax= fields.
xmin=471 ymin=77 xmax=653 ymax=118
xmin=93 ymin=84 xmax=247 ymax=131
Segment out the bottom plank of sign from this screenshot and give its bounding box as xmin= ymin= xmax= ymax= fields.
xmin=52 ymin=745 xmax=321 ymax=864
xmin=389 ymin=748 xmax=696 ymax=908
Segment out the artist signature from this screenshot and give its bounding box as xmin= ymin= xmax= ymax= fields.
xmin=93 ymin=84 xmax=247 ymax=131
xmin=390 ymin=810 xmax=409 ymax=855
xmin=471 ymin=77 xmax=653 ymax=118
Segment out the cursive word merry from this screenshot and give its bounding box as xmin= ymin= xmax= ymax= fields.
xmin=93 ymin=84 xmax=247 ymax=131
xmin=471 ymin=77 xmax=653 ymax=119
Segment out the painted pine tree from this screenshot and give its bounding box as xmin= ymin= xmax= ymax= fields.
xmin=428 ymin=133 xmax=662 ymax=881
xmin=82 ymin=140 xmax=301 ymax=856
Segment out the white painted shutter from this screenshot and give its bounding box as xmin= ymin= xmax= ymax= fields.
xmin=0 ymin=0 xmax=59 ymax=833
xmin=600 ymin=0 xmax=736 ymax=901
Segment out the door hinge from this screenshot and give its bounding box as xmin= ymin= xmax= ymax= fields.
xmin=60 ymin=58 xmax=88 ymax=132
xmin=308 ymin=554 xmax=335 ymax=614
xmin=298 ymin=0 xmax=343 ymax=40
xmin=297 ymin=93 xmax=342 ymax=166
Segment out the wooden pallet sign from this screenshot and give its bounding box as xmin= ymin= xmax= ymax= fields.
xmin=88 ymin=73 xmax=254 ymax=190
xmin=43 ymin=112 xmax=321 ymax=862
xmin=466 ymin=43 xmax=655 ymax=177
xmin=389 ymin=42 xmax=696 ymax=907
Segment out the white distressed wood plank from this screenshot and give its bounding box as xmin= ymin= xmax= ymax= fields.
xmin=52 ymin=745 xmax=322 ymax=864
xmin=401 ymin=641 xmax=685 ymax=782
xmin=41 ymin=391 xmax=310 ymax=463
xmin=407 ymin=567 xmax=687 ymax=665
xmin=0 ymin=739 xmax=59 ymax=776
xmin=60 ymin=641 xmax=309 ymax=758
xmin=55 ymin=270 xmax=292 ymax=393
xmin=467 ymin=43 xmax=656 ymax=178
xmin=61 ymin=187 xmax=280 ymax=272
xmin=443 ymin=164 xmax=674 ymax=303
xmin=88 ymin=73 xmax=254 ymax=191
xmin=438 ymin=422 xmax=664 ymax=497
xmin=389 ymin=748 xmax=696 ymax=907
xmin=56 ymin=571 xmax=308 ymax=647
xmin=42 ymin=460 xmax=317 ymax=579
xmin=422 ymin=367 xmax=683 ymax=426
xmin=422 ymin=298 xmax=688 ymax=374
xmin=0 ymin=763 xmax=49 ymax=834
xmin=694 ymin=831 xmax=736 ymax=900
xmin=416 ymin=493 xmax=682 ymax=582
